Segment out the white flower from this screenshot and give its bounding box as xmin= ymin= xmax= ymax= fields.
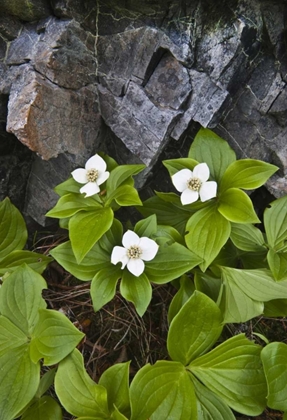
xmin=111 ymin=230 xmax=159 ymax=277
xmin=171 ymin=162 xmax=217 ymax=205
xmin=71 ymin=154 xmax=110 ymax=197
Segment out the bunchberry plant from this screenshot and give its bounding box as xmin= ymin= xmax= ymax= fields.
xmin=0 ymin=198 xmax=51 ymax=275
xmin=1 ymin=127 xmax=287 ymax=420
xmin=0 ymin=265 xmax=84 ymax=420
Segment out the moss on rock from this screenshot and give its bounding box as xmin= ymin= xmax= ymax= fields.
xmin=0 ymin=0 xmax=51 ymax=22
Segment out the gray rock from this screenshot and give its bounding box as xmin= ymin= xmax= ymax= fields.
xmin=97 ymin=26 xmax=192 ymax=97
xmin=6 ymin=18 xmax=98 ymax=89
xmin=216 ymin=53 xmax=287 ymax=199
xmin=172 ymin=70 xmax=229 ymax=139
xmin=99 ymin=82 xmax=180 ymax=169
xmin=7 ymin=65 xmax=102 ymax=160
xmin=25 ymin=154 xmax=80 ymax=226
xmin=261 ymin=0 xmax=287 ymax=80
xmin=6 ymin=23 xmax=39 ymax=65
xmin=145 ymin=53 xmax=191 ymax=110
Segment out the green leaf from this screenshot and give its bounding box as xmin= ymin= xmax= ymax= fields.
xmin=218 ymin=188 xmax=260 ymax=223
xmin=194 ymin=271 xmax=222 ymax=303
xmin=98 ymin=218 xmax=123 ymax=253
xmin=168 ymin=275 xmax=195 ymax=323
xmin=59 ymin=217 xmax=69 ymax=229
xmin=185 ymin=206 xmax=230 ymax=271
xmin=69 ymin=207 xmax=114 ymax=263
xmin=0 ymin=315 xmax=28 ymax=355
xmin=21 ymin=396 xmax=63 ymax=420
xmin=220 ymin=159 xmax=278 ymax=192
xmin=189 ymin=334 xmax=267 ymax=416
xmin=264 ymin=299 xmax=287 ymax=317
xmin=221 ymin=267 xmax=287 ymax=302
xmin=130 ymin=360 xmax=197 ymax=420
xmin=0 ymin=265 xmax=47 ymax=335
xmin=134 ymin=215 xmax=157 ymax=238
xmin=162 ymin=157 xmax=199 ymax=177
xmin=50 ymin=240 xmax=110 ymax=281
xmin=98 ymin=152 xmax=118 ymax=172
xmin=46 ymin=193 xmax=102 ymax=219
xmin=110 ymin=407 xmax=129 ymax=420
xmin=191 ymin=374 xmax=236 ymax=420
xmin=211 ymin=240 xmax=239 ymax=270
xmin=145 ymin=242 xmax=202 ymax=284
xmin=168 ymin=291 xmax=223 ymax=365
xmin=54 ymin=177 xmax=89 ymax=197
xmin=30 ymin=309 xmax=84 ymax=366
xmin=0 ymin=345 xmax=40 ymax=420
xmin=230 ymin=223 xmax=266 ymax=252
xmin=267 ymin=249 xmax=287 ymax=280
xmin=154 ymin=191 xmax=206 ymax=213
xmin=91 ymin=266 xmax=121 ymax=312
xmin=105 ymin=185 xmax=142 ymax=207
xmin=120 ymin=271 xmax=152 ymax=316
xmin=35 ymin=368 xmax=56 ymax=398
xmin=139 ymin=195 xmax=191 ymax=236
xmin=261 ymin=342 xmax=287 ymax=411
xmin=154 ymin=225 xmax=185 ymax=246
xmin=0 ymin=197 xmax=27 ymax=259
xmin=155 ymin=191 xmax=190 ymax=205
xmin=106 ymin=164 xmax=145 ymax=193
xmin=219 ymin=267 xmax=287 ymax=323
xmin=264 ymin=195 xmax=287 ymax=248
xmin=0 ymin=250 xmax=52 ymax=275
xmin=99 ymin=362 xmax=130 ymax=417
xmin=220 ymin=273 xmax=264 ymax=323
xmin=114 ymin=185 xmax=142 ymax=207
xmin=239 ymin=250 xmax=269 ymax=270
xmin=188 ymin=128 xmax=236 ymax=181
xmin=55 ymin=349 xmax=109 ymax=418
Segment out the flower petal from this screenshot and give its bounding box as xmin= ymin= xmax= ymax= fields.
xmin=85 ymin=154 xmax=107 ymax=172
xmin=193 ymin=163 xmax=210 ymax=182
xmin=122 ymin=230 xmax=140 ymax=248
xmin=80 ymin=182 xmax=100 ymax=197
xmin=111 ymin=246 xmax=129 ymax=269
xmin=181 ymin=189 xmax=199 ymax=205
xmin=127 ymin=258 xmax=145 ymax=277
xmin=171 ymin=169 xmax=193 ymax=192
xmin=97 ymin=171 xmax=110 ymax=186
xmin=199 ymin=181 xmax=217 ymax=202
xmin=71 ymin=168 xmax=88 ymax=184
xmin=138 ymin=237 xmax=159 ymax=261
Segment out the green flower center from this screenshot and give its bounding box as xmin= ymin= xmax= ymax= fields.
xmin=187 ymin=177 xmax=202 ymax=191
xmin=127 ymin=245 xmax=142 ymax=259
xmin=86 ymin=168 xmax=99 ymax=182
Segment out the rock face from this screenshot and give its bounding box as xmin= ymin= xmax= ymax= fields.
xmin=0 ymin=0 xmax=286 ymax=224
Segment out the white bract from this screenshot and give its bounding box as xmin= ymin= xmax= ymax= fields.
xmin=172 ymin=162 xmax=217 ymax=205
xmin=111 ymin=230 xmax=159 ymax=277
xmin=71 ymin=154 xmax=110 ymax=197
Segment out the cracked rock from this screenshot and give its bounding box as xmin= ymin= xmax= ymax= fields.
xmin=7 ymin=65 xmax=102 ymax=160
xmin=145 ymin=52 xmax=191 ymax=110
xmin=6 ymin=17 xmax=97 ymax=89
xmin=99 ymin=82 xmax=180 ymax=168
xmin=172 ymin=70 xmax=229 ymax=138
xmin=97 ymin=26 xmax=192 ymax=96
